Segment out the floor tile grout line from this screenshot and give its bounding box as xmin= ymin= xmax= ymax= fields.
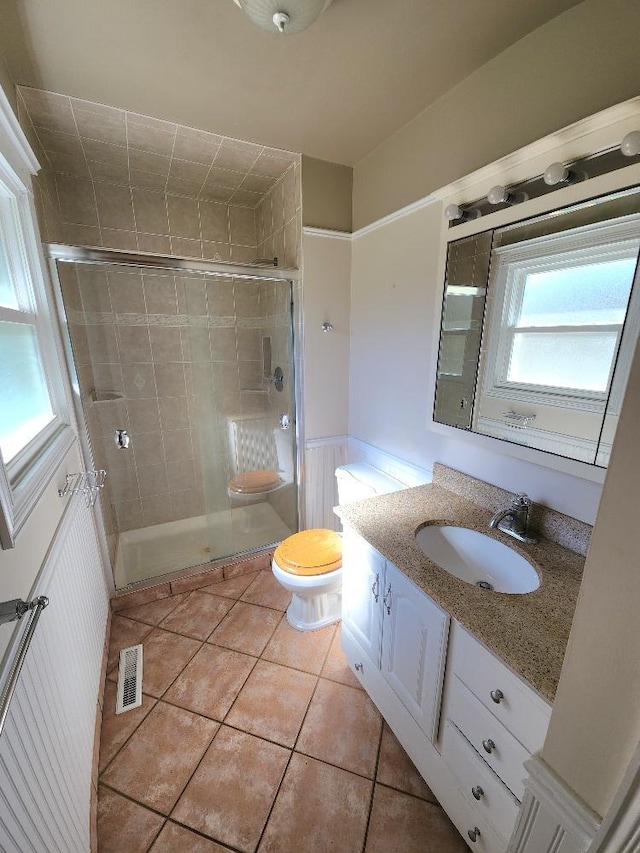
xmin=115 ymin=589 xmax=189 ymax=626
xmin=206 ymin=600 xmax=285 ymax=659
xmin=144 ymin=816 xmax=167 ymax=853
xmin=97 ymin=691 xmax=159 ymax=779
xmin=154 ymin=815 xmax=246 ymax=853
xmin=252 ymin=617 xmax=335 ymax=852
xmin=102 ymin=709 xmax=221 ymax=830
xmin=361 ymin=718 xmax=386 ymax=853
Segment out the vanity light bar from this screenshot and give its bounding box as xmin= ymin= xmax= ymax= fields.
xmin=446 ymin=132 xmax=640 ymax=225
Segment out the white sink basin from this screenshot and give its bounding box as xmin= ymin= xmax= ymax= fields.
xmin=415 ymin=524 xmax=540 ymax=594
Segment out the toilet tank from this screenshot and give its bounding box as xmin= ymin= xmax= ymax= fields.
xmin=335 ymin=463 xmax=405 ymax=506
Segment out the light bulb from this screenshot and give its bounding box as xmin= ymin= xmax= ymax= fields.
xmin=621 ymin=131 xmax=640 ymax=157
xmin=444 ymin=204 xmax=463 ymax=222
xmin=543 ymin=162 xmax=570 ymax=186
xmin=487 ymin=185 xmax=509 ymax=205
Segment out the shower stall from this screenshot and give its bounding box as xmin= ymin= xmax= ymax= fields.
xmin=51 ymin=249 xmax=298 ymax=589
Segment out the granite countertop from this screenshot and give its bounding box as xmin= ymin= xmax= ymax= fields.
xmin=336 ymin=481 xmax=586 ymax=704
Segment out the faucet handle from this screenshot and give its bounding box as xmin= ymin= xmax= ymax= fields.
xmin=513 ymin=493 xmax=532 ymax=507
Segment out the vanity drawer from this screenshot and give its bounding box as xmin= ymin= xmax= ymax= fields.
xmin=450 ymin=624 xmax=551 ymax=753
xmin=441 ymin=720 xmax=520 ymax=842
xmin=448 ymin=676 xmax=529 ymax=800
xmin=442 ymin=779 xmax=508 ymax=853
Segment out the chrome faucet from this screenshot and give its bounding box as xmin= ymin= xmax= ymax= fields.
xmin=489 ymin=493 xmax=538 ymax=544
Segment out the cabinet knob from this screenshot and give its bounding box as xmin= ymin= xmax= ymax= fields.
xmin=468 ymin=827 xmax=481 ymax=843
xmin=355 ymin=663 xmax=364 ymax=672
xmin=471 ymin=785 xmax=484 ymax=801
xmin=490 ymin=689 xmax=504 ymax=704
xmin=482 ymin=738 xmax=496 ymax=754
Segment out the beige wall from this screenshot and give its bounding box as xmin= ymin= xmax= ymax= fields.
xmin=301 ymin=156 xmax=353 ymax=233
xmin=353 ymin=0 xmax=640 ymax=229
xmin=302 ymin=232 xmax=351 ymax=440
xmin=542 ymin=326 xmax=640 ymax=816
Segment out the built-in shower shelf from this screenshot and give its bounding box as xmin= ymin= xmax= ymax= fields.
xmin=58 ymin=470 xmax=107 ymax=507
xmin=90 ymin=390 xmax=124 ymax=403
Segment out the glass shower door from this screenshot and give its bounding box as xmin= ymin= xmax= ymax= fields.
xmin=56 ymin=258 xmax=297 ymax=589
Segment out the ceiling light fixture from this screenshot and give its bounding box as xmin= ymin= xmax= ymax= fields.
xmin=233 ymin=0 xmax=333 ymax=35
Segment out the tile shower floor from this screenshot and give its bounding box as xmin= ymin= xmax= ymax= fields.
xmin=98 ymin=569 xmax=467 ymax=853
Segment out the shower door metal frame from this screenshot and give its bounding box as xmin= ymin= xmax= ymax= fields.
xmin=45 ymin=244 xmax=304 ymax=580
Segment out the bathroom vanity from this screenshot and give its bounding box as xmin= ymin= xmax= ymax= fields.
xmin=336 ymin=465 xmax=587 ymax=852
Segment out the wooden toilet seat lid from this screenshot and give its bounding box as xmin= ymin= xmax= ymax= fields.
xmin=274 ymin=529 xmax=342 ymax=576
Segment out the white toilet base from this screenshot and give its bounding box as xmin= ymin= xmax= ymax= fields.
xmin=285 ymin=588 xmax=342 ymax=631
xmin=272 ymin=559 xmax=342 ymax=632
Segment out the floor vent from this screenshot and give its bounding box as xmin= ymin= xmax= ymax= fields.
xmin=116 ymin=644 xmax=143 ymax=714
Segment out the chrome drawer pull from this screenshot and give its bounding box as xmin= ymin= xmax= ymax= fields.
xmin=490 ymin=688 xmax=504 ymax=704
xmin=371 ymin=573 xmax=379 ymax=603
xmin=354 ymin=663 xmax=363 ymax=672
xmin=383 ymin=584 xmax=392 ymax=615
xmin=482 ymin=738 xmax=496 ymax=754
xmin=468 ymin=827 xmax=481 ymax=843
xmin=471 ymin=785 xmax=484 ymax=801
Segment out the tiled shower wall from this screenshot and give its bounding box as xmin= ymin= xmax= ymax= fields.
xmin=15 ymin=87 xmax=302 ymax=268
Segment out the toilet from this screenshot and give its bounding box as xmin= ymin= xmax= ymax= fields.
xmin=272 ymin=463 xmax=405 ymax=631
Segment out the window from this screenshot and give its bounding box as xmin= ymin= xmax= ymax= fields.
xmin=483 ymin=219 xmax=640 ymax=413
xmin=0 ymin=197 xmax=56 ymax=463
xmin=0 ymin=85 xmax=75 ymax=547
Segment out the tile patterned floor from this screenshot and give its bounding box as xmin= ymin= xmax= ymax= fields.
xmin=97 ymin=569 xmax=468 ymax=852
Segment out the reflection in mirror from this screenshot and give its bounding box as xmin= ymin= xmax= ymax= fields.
xmin=433 ymin=186 xmax=640 ymax=468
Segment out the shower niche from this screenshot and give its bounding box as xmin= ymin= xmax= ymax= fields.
xmin=55 ymin=257 xmax=297 ymax=588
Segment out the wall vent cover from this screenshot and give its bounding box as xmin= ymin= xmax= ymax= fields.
xmin=116 ymin=644 xmax=143 ymax=714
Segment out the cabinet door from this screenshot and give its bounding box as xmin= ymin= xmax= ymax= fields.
xmin=381 ymin=561 xmax=449 ymax=742
xmin=341 ymin=527 xmax=384 ymax=667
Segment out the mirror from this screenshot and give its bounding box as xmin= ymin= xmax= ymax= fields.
xmin=434 ymin=186 xmax=640 ymax=468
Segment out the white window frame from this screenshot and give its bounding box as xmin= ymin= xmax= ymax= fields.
xmin=0 ymin=85 xmax=75 ymax=548
xmin=480 ymin=215 xmax=640 ymax=415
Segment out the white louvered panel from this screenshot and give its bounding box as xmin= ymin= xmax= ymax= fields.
xmin=227 ymin=415 xmax=278 ymax=474
xmin=304 ymin=437 xmax=348 ymax=530
xmin=0 ymin=497 xmax=110 ymax=853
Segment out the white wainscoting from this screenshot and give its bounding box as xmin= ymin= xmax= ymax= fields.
xmin=508 ymin=756 xmax=601 ymax=853
xmin=303 ymin=437 xmax=348 ymax=530
xmin=0 ymin=497 xmax=110 ymax=853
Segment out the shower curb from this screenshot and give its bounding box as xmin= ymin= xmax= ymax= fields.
xmin=110 ymin=548 xmax=275 ymax=612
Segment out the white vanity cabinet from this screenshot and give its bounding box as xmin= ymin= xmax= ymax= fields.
xmin=341 ymin=526 xmax=553 ymax=853
xmin=341 ymin=526 xmax=449 ymax=743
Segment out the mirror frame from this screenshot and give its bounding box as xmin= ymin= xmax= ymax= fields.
xmin=428 ymin=160 xmax=640 ymax=485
